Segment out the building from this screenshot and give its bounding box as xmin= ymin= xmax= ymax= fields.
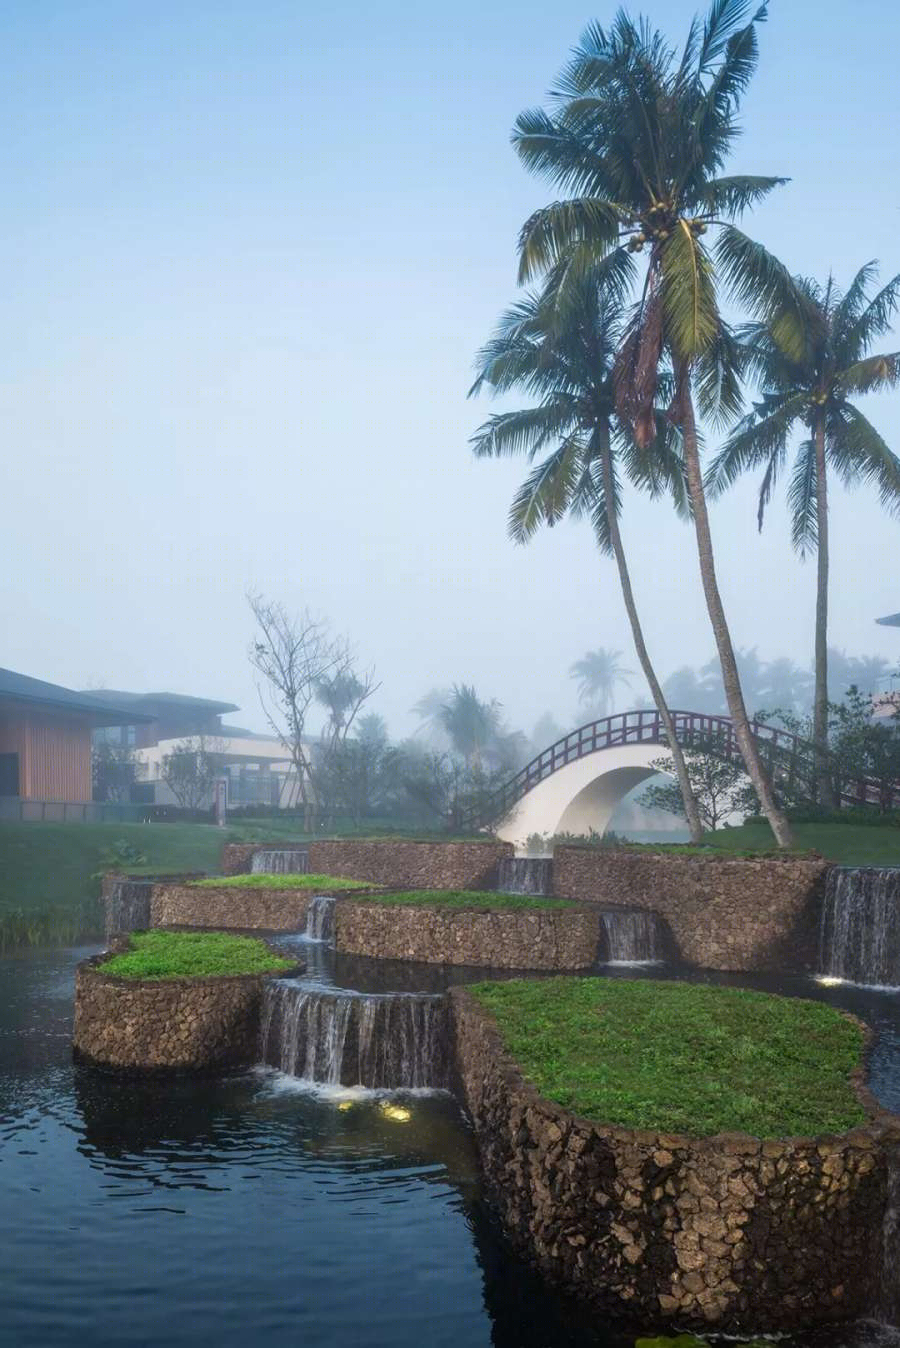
xmin=0 ymin=668 xmax=148 ymax=805
xmin=88 ymin=688 xmax=301 ymax=808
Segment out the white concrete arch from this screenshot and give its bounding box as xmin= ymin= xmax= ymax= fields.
xmin=495 ymin=743 xmax=669 ymax=847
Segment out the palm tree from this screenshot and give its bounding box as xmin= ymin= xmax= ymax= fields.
xmin=707 ymin=263 xmax=900 ymax=803
xmin=470 ymin=266 xmax=706 ymax=842
xmin=439 ymin=684 xmax=504 ymax=770
xmin=570 ymin=648 xmax=633 ymax=716
xmin=511 ymin=0 xmax=794 ymax=846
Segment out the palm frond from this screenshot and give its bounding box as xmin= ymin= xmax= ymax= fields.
xmin=507 ymin=434 xmax=586 ymax=542
xmin=697 ymin=174 xmax=787 ymax=218
xmin=787 ymin=439 xmax=817 ymax=555
xmin=660 ymin=223 xmax=718 ymax=360
xmin=694 ymin=320 xmax=745 ymax=426
xmin=837 ymin=273 xmax=900 ymax=362
xmin=715 ymin=228 xmax=816 ymax=363
xmin=469 ymin=402 xmax=578 ymax=460
xmin=517 ymin=199 xmax=625 ymax=283
xmin=704 ymin=392 xmax=798 ymax=496
xmin=835 ymin=352 xmax=900 ymax=398
xmin=831 ymin=406 xmax=900 ymax=514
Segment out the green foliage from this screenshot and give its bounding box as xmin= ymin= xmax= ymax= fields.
xmin=95 ymin=838 xmax=150 ymax=872
xmin=191 ymin=873 xmax=372 ymax=890
xmin=641 ymin=735 xmax=756 ymax=829
xmin=356 ymin=890 xmax=577 ymax=911
xmin=101 ymin=930 xmax=294 ymax=980
xmin=470 ymin=977 xmax=866 ymax=1137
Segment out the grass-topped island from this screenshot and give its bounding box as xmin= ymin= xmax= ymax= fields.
xmin=189 ymin=873 xmax=374 ymax=891
xmin=74 ymin=930 xmax=298 ymax=1074
xmin=333 ymin=889 xmax=600 ymax=970
xmin=148 ymin=872 xmax=382 ymax=932
xmin=451 ymin=975 xmax=898 ymax=1333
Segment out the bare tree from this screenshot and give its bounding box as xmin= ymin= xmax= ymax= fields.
xmin=160 ymin=735 xmax=225 ymax=811
xmin=247 ymin=593 xmax=379 ymax=823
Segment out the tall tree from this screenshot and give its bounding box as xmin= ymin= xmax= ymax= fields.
xmin=438 ymin=684 xmax=504 ymax=770
xmin=512 ymin=0 xmax=794 ymax=845
xmin=569 ymin=648 xmax=633 ymax=716
xmin=470 ymin=268 xmax=706 ymax=842
xmin=706 ymin=262 xmax=900 ymax=802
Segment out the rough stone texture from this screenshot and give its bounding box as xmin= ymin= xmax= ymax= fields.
xmin=73 ymin=949 xmax=290 ymax=1072
xmin=552 ymin=847 xmax=830 ymax=972
xmin=451 ymin=987 xmax=900 ymax=1333
xmin=102 ymin=872 xmax=206 ymax=938
xmin=150 ymin=883 xmax=316 ymax=931
xmin=222 ymin=839 xmax=514 ymax=889
xmin=335 ymin=900 xmax=600 ymax=969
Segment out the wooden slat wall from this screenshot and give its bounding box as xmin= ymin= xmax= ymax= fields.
xmin=0 ymin=708 xmax=92 ymax=802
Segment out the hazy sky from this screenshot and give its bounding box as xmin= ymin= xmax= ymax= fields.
xmin=2 ymin=0 xmax=898 ymax=739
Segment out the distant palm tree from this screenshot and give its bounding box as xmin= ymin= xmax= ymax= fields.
xmin=439 ymin=685 xmax=504 ymax=770
xmin=707 ymin=262 xmax=900 ymax=802
xmin=511 ymin=0 xmax=795 ymax=846
xmin=570 ymin=649 xmax=633 ymax=717
xmin=471 ymin=265 xmax=705 ymax=842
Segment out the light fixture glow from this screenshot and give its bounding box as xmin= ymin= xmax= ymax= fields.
xmin=379 ymin=1102 xmax=412 ymax=1123
xmin=337 ymin=1100 xmax=354 ymax=1112
xmin=815 ymin=975 xmax=844 ymax=987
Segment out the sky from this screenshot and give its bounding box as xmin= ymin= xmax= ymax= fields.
xmin=1 ymin=0 xmax=899 ymax=740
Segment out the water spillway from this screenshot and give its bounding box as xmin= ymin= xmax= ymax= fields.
xmin=497 ymin=857 xmax=553 ymax=896
xmin=305 ymin=894 xmax=335 ymax=943
xmin=818 ymin=867 xmax=900 ymax=988
xmin=105 ymin=880 xmax=153 ymax=939
xmin=259 ymin=982 xmax=450 ymax=1089
xmin=598 ymin=909 xmax=662 ymax=963
xmin=250 ymin=847 xmax=309 ymax=875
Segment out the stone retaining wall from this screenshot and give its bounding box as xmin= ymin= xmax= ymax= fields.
xmin=73 ymin=952 xmax=285 ymax=1072
xmin=335 ymin=900 xmax=600 ymax=969
xmin=150 ymin=883 xmax=315 ymax=931
xmin=552 ymin=847 xmax=829 ymax=971
xmin=222 ymin=839 xmax=513 ymax=890
xmin=451 ymin=987 xmax=900 ymax=1332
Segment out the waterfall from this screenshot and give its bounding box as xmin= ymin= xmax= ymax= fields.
xmin=599 ymin=909 xmax=662 ymax=963
xmin=819 ymin=867 xmax=900 ymax=987
xmin=497 ymin=858 xmax=553 ymax=896
xmin=259 ymin=982 xmax=450 ymax=1089
xmin=305 ymin=895 xmax=335 ymax=943
xmin=250 ymin=848 xmax=309 ymax=875
xmin=105 ymin=880 xmax=152 ymax=939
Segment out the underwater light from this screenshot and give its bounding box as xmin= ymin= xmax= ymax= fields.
xmin=337 ymin=1100 xmax=355 ymax=1112
xmin=379 ymin=1102 xmax=412 ymax=1123
xmin=815 ymin=975 xmax=844 ymax=987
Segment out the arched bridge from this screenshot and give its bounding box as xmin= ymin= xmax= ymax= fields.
xmin=460 ymin=708 xmax=896 ymax=842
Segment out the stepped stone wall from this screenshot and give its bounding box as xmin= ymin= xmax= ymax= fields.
xmin=552 ymin=847 xmax=829 ymax=971
xmin=451 ymin=987 xmax=900 ymax=1333
xmin=73 ymin=951 xmax=288 ymax=1072
xmin=150 ymin=883 xmax=315 ymax=931
xmin=335 ymin=900 xmax=600 ymax=970
xmin=222 ymin=839 xmax=513 ymax=890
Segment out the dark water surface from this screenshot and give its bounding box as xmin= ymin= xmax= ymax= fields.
xmin=2 ymin=943 xmax=900 ymax=1348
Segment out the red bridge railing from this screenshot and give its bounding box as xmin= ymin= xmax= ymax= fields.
xmin=459 ymin=708 xmax=897 ymax=829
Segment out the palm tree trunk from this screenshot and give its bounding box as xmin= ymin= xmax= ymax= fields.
xmin=597 ymin=426 xmax=706 ymax=843
xmin=813 ymin=413 xmax=834 ymax=807
xmin=677 ymin=375 xmax=794 ymax=848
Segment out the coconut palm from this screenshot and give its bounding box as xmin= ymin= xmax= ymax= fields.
xmin=470 ymin=265 xmax=706 ymax=842
xmin=570 ymin=648 xmax=633 ymax=715
xmin=511 ymin=0 xmax=794 ymax=845
xmin=707 ymin=263 xmax=900 ymax=802
xmin=439 ymin=684 xmax=504 ymax=770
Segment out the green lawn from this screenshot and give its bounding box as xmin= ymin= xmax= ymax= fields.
xmin=697 ymin=820 xmax=900 ymax=865
xmin=356 ymin=890 xmax=578 ymax=911
xmin=0 ymin=820 xmax=317 ymax=949
xmin=469 ymin=977 xmax=867 ymax=1137
xmin=101 ymin=929 xmax=294 ymax=980
xmin=191 ymin=873 xmax=374 ymax=891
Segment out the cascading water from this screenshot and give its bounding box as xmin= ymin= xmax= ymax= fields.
xmin=497 ymin=857 xmax=553 ymax=896
xmin=305 ymin=894 xmax=335 ymax=943
xmin=250 ymin=848 xmax=309 ymax=875
xmin=598 ymin=909 xmax=662 ymax=963
xmin=259 ymin=982 xmax=450 ymax=1089
xmin=105 ymin=880 xmax=152 ymax=939
xmin=819 ymin=867 xmax=900 ymax=987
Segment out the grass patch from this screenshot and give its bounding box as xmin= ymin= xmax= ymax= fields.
xmin=355 ymin=889 xmax=578 ymax=911
xmin=190 ymin=873 xmax=373 ymax=890
xmin=101 ymin=930 xmax=295 ymax=980
xmin=469 ymin=977 xmax=867 ymax=1137
xmin=696 ymin=821 xmax=900 ymax=865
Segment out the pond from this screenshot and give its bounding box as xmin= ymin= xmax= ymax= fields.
xmin=1 ymin=942 xmax=900 ymax=1348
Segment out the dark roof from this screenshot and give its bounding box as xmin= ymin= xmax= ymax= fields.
xmin=85 ymin=689 xmax=240 ymax=715
xmin=0 ymin=668 xmax=153 ymax=725
xmin=876 ymin=613 xmax=900 ymax=628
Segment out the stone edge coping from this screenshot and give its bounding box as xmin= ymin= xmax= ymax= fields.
xmin=556 ymin=846 xmax=827 ymax=865
xmin=174 ymin=881 xmax=389 ymax=895
xmin=338 ymin=894 xmax=590 ymax=912
xmin=78 ymin=938 xmax=302 ymax=989
xmin=450 ymin=986 xmax=900 ymax=1151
